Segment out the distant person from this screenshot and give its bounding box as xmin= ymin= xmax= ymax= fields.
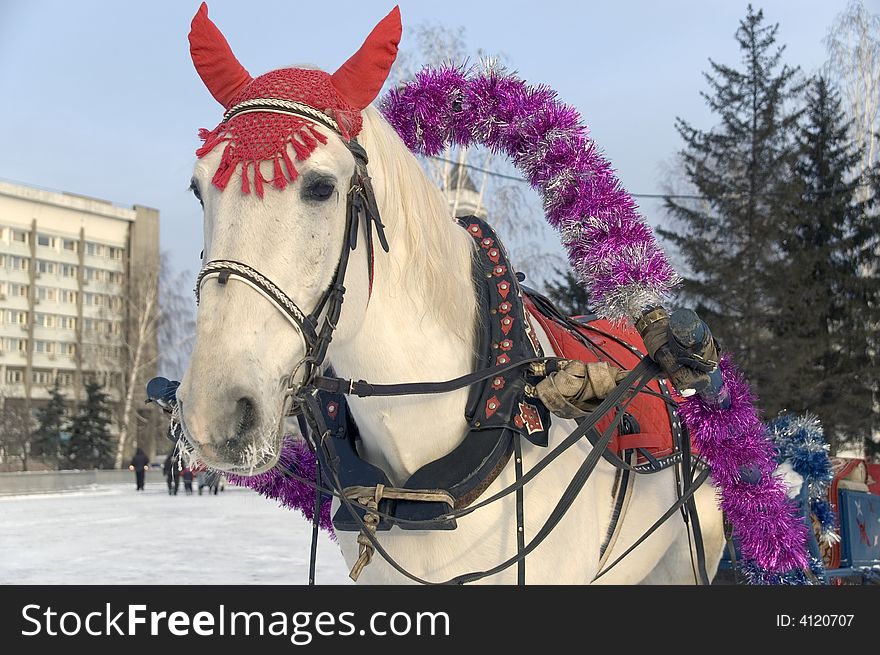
xmin=128 ymin=448 xmax=150 ymax=491
xmin=163 ymin=453 xmax=180 ymax=496
xmin=182 ymin=466 xmax=194 ymax=495
xmin=209 ymin=472 xmax=223 ymax=495
xmin=195 ymin=464 xmax=208 ymax=495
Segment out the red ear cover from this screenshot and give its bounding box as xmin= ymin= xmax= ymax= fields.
xmin=189 ymin=2 xmax=253 ymax=108
xmin=330 ymin=6 xmax=401 ymax=110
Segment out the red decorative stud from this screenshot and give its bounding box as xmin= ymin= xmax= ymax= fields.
xmin=497 ymin=281 xmax=510 ymax=299
xmin=495 ymin=353 xmax=510 ymax=366
xmin=491 ymin=376 xmax=505 ymax=390
xmin=485 ymin=395 xmax=501 ymax=419
xmin=492 ymin=265 xmax=507 ymax=277
xmin=499 ymin=339 xmax=512 ymax=351
xmin=468 ymin=224 xmax=482 ymax=238
xmin=498 ymin=301 xmax=512 ymax=313
xmin=487 ymin=248 xmax=500 ymax=263
xmin=326 ymin=402 xmax=338 ymax=419
xmin=501 ymin=316 xmax=514 ymax=335
xmin=516 ymin=402 xmax=544 ymax=435
xmin=480 ymin=237 xmax=494 ymax=249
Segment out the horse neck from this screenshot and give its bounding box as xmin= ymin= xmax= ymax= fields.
xmin=328 ymin=114 xmax=478 ymax=484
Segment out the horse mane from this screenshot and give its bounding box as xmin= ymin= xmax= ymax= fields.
xmin=357 ymin=106 xmax=477 ymax=344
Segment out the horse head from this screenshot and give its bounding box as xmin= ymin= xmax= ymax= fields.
xmin=177 ymin=3 xmax=401 ymax=473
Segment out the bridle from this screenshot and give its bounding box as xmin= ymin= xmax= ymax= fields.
xmin=188 ymin=100 xmax=712 ymax=586
xmin=195 ymin=103 xmax=388 ymax=407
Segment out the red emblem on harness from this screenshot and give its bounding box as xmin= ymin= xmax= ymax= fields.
xmin=485 ymin=395 xmax=501 ymax=418
xmin=326 ymin=402 xmax=339 ymax=419
xmin=514 ymin=402 xmax=543 ymax=435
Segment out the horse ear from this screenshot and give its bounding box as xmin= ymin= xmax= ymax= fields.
xmin=189 ymin=2 xmax=253 ymax=108
xmin=330 ymin=6 xmax=401 ymax=110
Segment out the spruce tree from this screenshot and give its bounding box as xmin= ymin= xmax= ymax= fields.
xmin=544 ymin=267 xmax=593 ymax=316
xmin=767 ymin=77 xmax=879 ymax=454
xmin=65 ymin=381 xmax=114 ymax=469
xmin=32 ymin=379 xmax=67 ymax=467
xmin=658 ymin=6 xmax=805 ymax=405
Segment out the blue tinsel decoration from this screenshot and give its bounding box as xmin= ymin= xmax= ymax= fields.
xmin=736 ymin=413 xmax=837 ymax=585
xmin=767 ymin=413 xmax=836 ymax=538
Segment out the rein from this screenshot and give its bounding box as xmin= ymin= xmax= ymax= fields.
xmin=190 ymin=106 xmax=709 ymax=584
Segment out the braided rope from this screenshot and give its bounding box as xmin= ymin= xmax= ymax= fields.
xmin=222 ymin=98 xmax=341 ymax=135
xmin=196 ymin=260 xmax=308 ymax=324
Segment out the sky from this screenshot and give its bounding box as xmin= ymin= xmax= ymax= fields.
xmin=0 ymin=0 xmax=866 ymax=282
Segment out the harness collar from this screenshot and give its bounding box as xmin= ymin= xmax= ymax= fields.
xmin=310 ymin=216 xmax=551 ymax=533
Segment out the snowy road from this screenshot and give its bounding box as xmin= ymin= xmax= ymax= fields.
xmin=0 ymin=482 xmax=352 ymax=585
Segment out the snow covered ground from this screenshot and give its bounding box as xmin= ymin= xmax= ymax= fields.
xmin=0 ymin=481 xmax=352 ymax=585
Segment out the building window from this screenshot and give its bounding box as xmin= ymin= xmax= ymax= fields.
xmin=61 ymin=342 xmax=76 ymax=356
xmin=37 ymin=234 xmax=57 ymax=248
xmin=12 ymin=230 xmax=29 ymax=244
xmin=60 ymin=316 xmax=76 ymax=330
xmin=3 ymin=338 xmax=25 ymax=352
xmin=36 ymin=260 xmax=56 ymax=275
xmin=6 ymin=310 xmax=28 ymax=325
xmin=60 ymin=290 xmax=77 ymax=304
xmin=85 ymin=242 xmax=109 ymax=257
xmin=36 ymin=287 xmax=58 ymax=302
xmin=62 ymin=239 xmax=78 ymax=252
xmin=60 ymin=264 xmax=77 ymax=278
xmin=34 ymin=313 xmax=56 ymax=328
xmin=34 ymin=340 xmax=56 ymax=354
xmin=7 ymin=256 xmax=29 ymax=271
xmin=6 ymin=369 xmax=24 ymax=384
xmin=32 ymin=370 xmax=52 ymax=385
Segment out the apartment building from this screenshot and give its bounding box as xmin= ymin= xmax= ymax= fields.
xmin=0 ymin=179 xmax=160 ymax=463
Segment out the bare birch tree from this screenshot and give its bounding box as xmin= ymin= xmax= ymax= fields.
xmin=385 ymin=22 xmax=564 ymax=286
xmin=111 ymin=254 xmax=194 ymax=468
xmin=824 ymin=0 xmax=880 ymax=201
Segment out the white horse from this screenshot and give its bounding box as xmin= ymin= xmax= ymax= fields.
xmin=177 ymin=5 xmax=725 ymax=584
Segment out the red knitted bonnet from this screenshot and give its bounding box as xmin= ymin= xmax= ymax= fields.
xmin=190 ymin=3 xmax=401 ymax=198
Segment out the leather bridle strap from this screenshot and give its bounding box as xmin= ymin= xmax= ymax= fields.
xmin=194 ymin=139 xmax=386 ymax=391
xmin=196 ymin=259 xmax=320 ymax=347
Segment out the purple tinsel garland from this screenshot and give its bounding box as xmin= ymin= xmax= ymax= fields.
xmin=381 ymin=65 xmax=809 ymax=574
xmin=225 ymin=438 xmax=334 ymax=535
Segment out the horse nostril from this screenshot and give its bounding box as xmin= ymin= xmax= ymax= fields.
xmin=236 ymin=397 xmax=258 ymax=435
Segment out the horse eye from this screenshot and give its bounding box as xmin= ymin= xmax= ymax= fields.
xmin=305 ymin=179 xmax=336 ymax=202
xmin=189 ymin=179 xmax=203 ymax=207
